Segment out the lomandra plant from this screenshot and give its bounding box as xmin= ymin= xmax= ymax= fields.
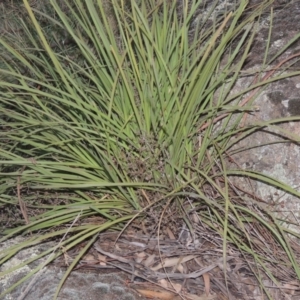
xmin=1 ymin=0 xmax=300 ymax=298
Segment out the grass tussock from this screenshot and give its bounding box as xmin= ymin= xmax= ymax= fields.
xmin=1 ymin=0 xmax=300 ymax=298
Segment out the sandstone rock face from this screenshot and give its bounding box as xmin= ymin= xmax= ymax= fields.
xmin=227 ymin=1 xmax=300 ymax=230
xmin=0 ymin=237 xmax=145 ymax=300
xmin=193 ymin=1 xmax=300 ymax=230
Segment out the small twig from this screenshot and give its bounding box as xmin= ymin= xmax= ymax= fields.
xmin=94 ymin=243 xmax=131 ymax=264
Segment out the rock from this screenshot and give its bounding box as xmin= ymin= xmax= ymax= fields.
xmin=0 ymin=237 xmax=145 ymax=300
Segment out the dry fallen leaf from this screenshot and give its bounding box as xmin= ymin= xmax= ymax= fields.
xmin=172 ymin=283 xmax=182 ymax=293
xmin=166 ymin=227 xmax=176 ymax=240
xmin=184 ymin=292 xmax=217 ymax=300
xmin=158 ymin=279 xmax=169 ymax=289
xmin=176 ymin=263 xmax=184 ymax=273
xmin=203 ymin=273 xmax=210 ymax=296
xmin=114 ymin=243 xmax=121 ymax=251
xmin=158 ymin=279 xmax=182 ymax=293
xmin=97 ymin=254 xmax=107 ymax=263
xmin=136 ymin=289 xmax=177 ymax=300
xmin=135 ymin=251 xmax=146 ymax=263
xmin=282 ymin=281 xmax=298 ymax=295
xmin=192 ymin=212 xmax=200 ymax=224
xmin=151 ymin=255 xmax=197 ymax=271
xmin=144 ymin=254 xmax=156 ymax=267
xmin=83 ymin=254 xmax=95 ymax=261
